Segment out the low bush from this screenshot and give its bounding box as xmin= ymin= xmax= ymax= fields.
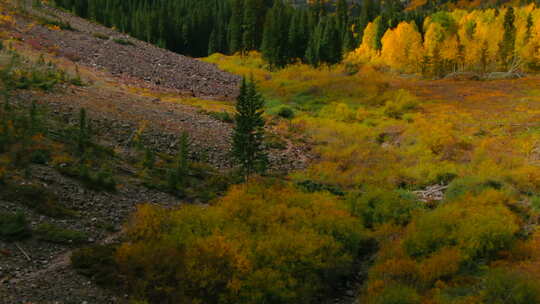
xmin=277 ymin=106 xmax=295 ymax=119
xmin=30 ymin=149 xmax=51 ymax=164
xmin=208 ymin=111 xmax=234 ymax=123
xmin=375 ymin=284 xmax=421 ymax=304
xmin=383 ymin=90 xmax=419 ymax=119
xmin=297 ymin=179 xmax=345 ymax=196
xmin=92 ymin=32 xmax=109 ymax=40
xmin=0 ymin=212 xmax=31 ymax=242
xmin=445 ymin=176 xmax=505 ymax=201
xmin=0 ymin=183 xmax=75 ymax=217
xmin=0 ymin=52 xmax=74 ymax=91
xmin=71 ymin=245 xmax=119 ymax=286
xmin=58 ymin=164 xmax=116 ymax=191
xmin=264 ymin=133 xmax=288 ymax=150
xmin=482 ymin=269 xmax=540 ymax=304
xmin=115 ymin=180 xmax=371 ymax=304
xmin=347 ymin=188 xmax=421 ymax=228
xmin=403 ymin=195 xmax=519 ymax=264
xmin=36 ymin=16 xmax=74 ymax=31
xmin=35 ymin=223 xmax=88 ymax=244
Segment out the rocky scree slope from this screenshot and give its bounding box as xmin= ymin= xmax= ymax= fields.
xmin=13 ymin=2 xmax=240 ymax=99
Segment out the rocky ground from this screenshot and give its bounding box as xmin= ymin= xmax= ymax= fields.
xmin=11 ymin=2 xmax=240 ymax=99
xmin=1 ymin=165 xmax=179 ymax=304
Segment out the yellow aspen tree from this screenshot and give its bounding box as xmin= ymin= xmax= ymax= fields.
xmin=457 ymin=13 xmax=477 ymax=69
xmin=344 ymin=21 xmax=379 ymax=65
xmin=519 ymin=5 xmax=540 ymax=70
xmin=380 ymin=21 xmax=423 ymax=73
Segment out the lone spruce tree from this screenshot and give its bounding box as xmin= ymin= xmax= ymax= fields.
xmin=232 ymin=77 xmax=268 ymax=179
xmin=499 ymin=7 xmax=516 ymax=70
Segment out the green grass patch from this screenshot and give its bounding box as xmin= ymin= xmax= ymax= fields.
xmin=0 ymin=212 xmax=31 ymax=242
xmin=208 ymin=111 xmax=234 ymax=123
xmin=92 ymin=32 xmax=109 ymax=40
xmin=58 ymin=164 xmax=116 ymax=192
xmin=36 ymin=16 xmax=74 ymax=31
xmin=35 ymin=223 xmax=88 ymax=244
xmin=0 ymin=184 xmax=76 ymax=218
xmin=71 ymin=245 xmax=120 ymax=286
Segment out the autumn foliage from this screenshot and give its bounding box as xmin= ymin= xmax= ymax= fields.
xmin=346 ymin=5 xmax=540 ymax=75
xmin=116 ymin=180 xmax=371 ymax=304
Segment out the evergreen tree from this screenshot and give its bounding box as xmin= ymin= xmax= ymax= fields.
xmin=320 ymin=16 xmax=342 ymax=65
xmin=499 ymin=7 xmax=516 ymax=69
xmin=305 ymin=19 xmax=324 ymax=67
xmin=261 ymin=0 xmax=290 ymax=68
xmin=242 ymin=0 xmax=258 ymax=53
xmin=336 ymin=0 xmax=348 ymax=35
xmin=374 ymin=15 xmax=387 ymax=51
xmin=525 ymin=13 xmax=533 ymax=44
xmin=232 ymin=77 xmax=268 ymax=179
xmin=229 ymin=0 xmax=244 ymax=54
xmin=342 ymin=27 xmax=356 ymax=54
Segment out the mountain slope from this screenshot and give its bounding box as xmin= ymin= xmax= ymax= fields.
xmin=12 ymin=2 xmax=240 ymax=99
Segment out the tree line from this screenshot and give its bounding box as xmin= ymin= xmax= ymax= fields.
xmin=347 ymin=4 xmax=540 ymax=76
xmin=52 ymin=0 xmax=427 ymax=67
xmin=52 ymin=0 xmax=540 ymax=72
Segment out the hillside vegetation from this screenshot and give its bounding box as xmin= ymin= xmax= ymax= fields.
xmin=2 ymin=1 xmax=540 ymax=304
xmin=84 ymin=50 xmax=540 ymax=303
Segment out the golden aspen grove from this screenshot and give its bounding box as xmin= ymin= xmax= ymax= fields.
xmin=347 ymin=4 xmax=540 ymax=76
xmin=2 ymin=0 xmax=540 ymax=304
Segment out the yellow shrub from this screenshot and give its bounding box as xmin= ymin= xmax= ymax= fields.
xmin=418 ymin=247 xmax=463 ymax=286
xmin=116 ymin=179 xmax=370 ymax=304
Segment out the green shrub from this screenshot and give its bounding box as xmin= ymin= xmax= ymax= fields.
xmin=30 ymin=149 xmax=51 ymax=164
xmin=531 ymin=195 xmax=540 ymax=212
xmin=92 ymin=32 xmax=109 ymax=40
xmin=113 ymin=38 xmax=135 ymax=46
xmin=297 ymin=180 xmax=345 ymax=196
xmin=36 ymin=16 xmax=74 ymax=31
xmin=277 ymin=106 xmax=295 ymax=119
xmin=209 ymin=111 xmax=234 ymax=123
xmin=264 ymin=133 xmax=287 ymax=150
xmin=35 ymin=223 xmax=88 ymax=244
xmin=347 ymin=188 xmax=422 ymax=228
xmin=403 ymin=198 xmax=519 ymax=263
xmin=0 ymin=184 xmax=75 ymax=217
xmin=383 ymin=90 xmax=419 ymax=119
xmin=0 ymin=212 xmax=31 ymax=242
xmin=71 ymin=245 xmax=119 ymax=286
xmin=58 ymin=165 xmax=116 ymax=191
xmin=375 ymin=284 xmax=421 ymax=304
xmin=1 ymin=53 xmax=71 ymax=91
xmin=482 ymin=269 xmax=540 ymax=304
xmin=445 ymin=177 xmax=504 ymax=201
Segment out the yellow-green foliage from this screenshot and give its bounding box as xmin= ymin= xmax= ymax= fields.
xmin=346 ymin=5 xmax=540 ymax=74
xmin=200 ymin=52 xmax=540 ymax=303
xmin=116 ymin=179 xmax=370 ymax=304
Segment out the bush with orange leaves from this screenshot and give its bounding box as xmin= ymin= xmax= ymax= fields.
xmin=116 ymin=179 xmax=371 ymax=304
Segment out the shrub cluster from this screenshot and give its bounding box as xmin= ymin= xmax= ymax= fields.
xmin=114 ymin=179 xmax=371 ymax=303
xmin=0 ymin=212 xmax=31 ymax=242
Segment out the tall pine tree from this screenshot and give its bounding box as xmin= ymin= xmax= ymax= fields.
xmin=499 ymin=7 xmax=516 ymax=69
xmin=261 ymin=0 xmax=290 ymax=68
xmin=232 ymin=77 xmax=268 ymax=179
